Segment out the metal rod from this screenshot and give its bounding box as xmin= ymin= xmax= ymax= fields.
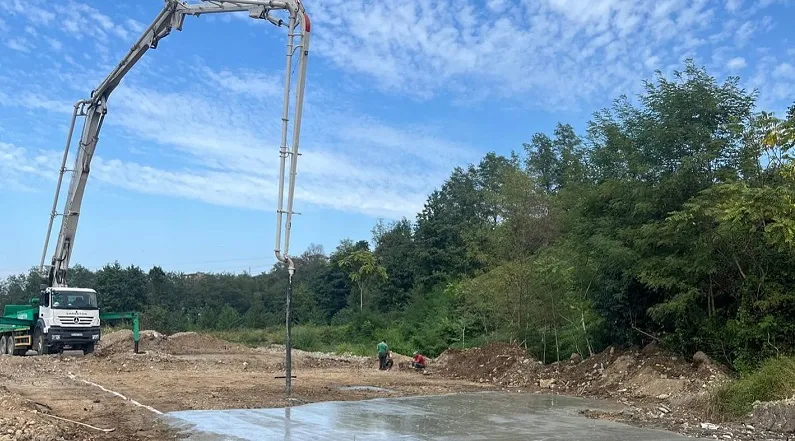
xmin=40 ymin=101 xmax=85 ymax=274
xmin=285 ymin=267 xmax=293 ymax=397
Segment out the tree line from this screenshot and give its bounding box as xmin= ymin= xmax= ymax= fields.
xmin=3 ymin=61 xmax=794 ymax=370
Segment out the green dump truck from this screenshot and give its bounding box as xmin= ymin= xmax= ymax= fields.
xmin=0 ymin=287 xmax=140 ymax=356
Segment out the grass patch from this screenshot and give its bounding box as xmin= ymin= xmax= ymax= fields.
xmin=710 ymin=356 xmax=795 ymax=420
xmin=212 ymin=328 xmax=283 ymax=347
xmin=212 ymin=325 xmax=372 ymax=355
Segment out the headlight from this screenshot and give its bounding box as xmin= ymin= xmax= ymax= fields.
xmin=92 ymin=334 xmax=99 ymax=340
xmin=53 ymin=335 xmax=61 ymax=340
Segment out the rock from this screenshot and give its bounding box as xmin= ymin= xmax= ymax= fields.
xmin=700 ymin=422 xmax=720 ymax=431
xmin=692 ymin=351 xmax=711 ymax=367
xmin=642 ymin=341 xmax=659 ymax=355
xmin=570 ymin=353 xmax=582 ymax=364
xmin=539 ymin=378 xmax=557 ymax=389
xmin=750 ymin=398 xmax=795 ymax=432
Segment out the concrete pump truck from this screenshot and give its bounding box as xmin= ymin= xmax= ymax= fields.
xmin=0 ymin=0 xmax=310 ymax=356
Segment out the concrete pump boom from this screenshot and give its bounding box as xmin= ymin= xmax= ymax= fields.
xmin=38 ymin=0 xmax=310 ymax=287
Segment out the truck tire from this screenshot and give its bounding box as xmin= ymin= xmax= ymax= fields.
xmin=6 ymin=335 xmax=15 ymax=356
xmin=34 ymin=330 xmax=49 ymax=356
xmin=83 ymin=342 xmax=95 ymax=355
xmin=0 ymin=336 xmax=6 ymax=355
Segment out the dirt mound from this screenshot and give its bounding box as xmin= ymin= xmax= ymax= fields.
xmin=536 ymin=345 xmax=728 ymax=401
xmin=162 ymin=332 xmax=248 ymax=355
xmin=433 ymin=341 xmax=729 ymax=402
xmin=0 ymin=386 xmax=93 ymax=441
xmin=258 ymin=345 xmax=373 ymax=369
xmin=95 ymin=329 xmax=166 ymax=356
xmin=96 ymin=330 xmax=249 ymax=357
xmin=436 ymin=343 xmax=536 ymax=384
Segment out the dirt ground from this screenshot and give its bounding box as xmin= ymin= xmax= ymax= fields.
xmin=0 ymin=331 xmax=493 ymax=440
xmin=0 ymin=331 xmax=792 ymax=440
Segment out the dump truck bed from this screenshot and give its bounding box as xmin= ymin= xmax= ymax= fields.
xmin=0 ymin=305 xmax=36 ymax=332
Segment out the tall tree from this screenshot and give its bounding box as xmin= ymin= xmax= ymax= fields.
xmin=338 ymin=248 xmax=387 ymax=311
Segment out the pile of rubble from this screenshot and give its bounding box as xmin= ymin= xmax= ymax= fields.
xmin=0 ymin=386 xmax=94 ymax=441
xmin=95 ymin=330 xmax=251 ymax=357
xmin=435 ymin=343 xmax=539 ymax=385
xmin=751 ymin=396 xmax=795 ymax=433
xmin=536 ymin=344 xmax=730 ymax=401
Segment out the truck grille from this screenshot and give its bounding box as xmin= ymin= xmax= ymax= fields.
xmin=58 ymin=316 xmax=93 ymax=325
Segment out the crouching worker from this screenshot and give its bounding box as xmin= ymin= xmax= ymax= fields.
xmin=384 ymin=352 xmax=394 ymax=370
xmin=411 ymin=351 xmax=427 ymax=370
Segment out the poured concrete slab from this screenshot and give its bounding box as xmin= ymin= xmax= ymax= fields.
xmin=337 ymin=385 xmax=395 ymax=393
xmin=165 ymin=391 xmax=687 ymax=440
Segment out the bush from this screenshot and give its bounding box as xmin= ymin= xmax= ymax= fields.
xmin=710 ymin=356 xmax=795 ymax=420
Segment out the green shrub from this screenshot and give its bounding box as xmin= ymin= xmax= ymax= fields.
xmin=710 ymin=356 xmax=795 ymax=420
xmin=334 ymin=342 xmax=371 ymax=357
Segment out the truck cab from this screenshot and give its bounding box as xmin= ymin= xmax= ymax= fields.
xmin=36 ymin=287 xmax=101 ymax=354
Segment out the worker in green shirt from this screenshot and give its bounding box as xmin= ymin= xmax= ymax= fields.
xmin=377 ymin=340 xmax=389 ymax=370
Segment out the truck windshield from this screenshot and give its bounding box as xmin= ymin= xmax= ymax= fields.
xmin=51 ymin=292 xmax=98 ymax=310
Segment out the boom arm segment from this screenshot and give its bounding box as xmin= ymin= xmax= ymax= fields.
xmin=40 ymin=0 xmax=310 ymax=287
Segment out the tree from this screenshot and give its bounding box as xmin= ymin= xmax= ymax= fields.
xmin=338 ymin=248 xmax=387 ymax=311
xmin=372 ymin=218 xmax=416 ymax=312
xmin=95 ymin=262 xmax=147 ymax=312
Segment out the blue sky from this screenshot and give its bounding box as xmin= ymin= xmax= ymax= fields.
xmin=1 ymin=0 xmax=794 ymax=278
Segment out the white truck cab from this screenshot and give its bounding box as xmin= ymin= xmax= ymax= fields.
xmin=36 ymin=287 xmax=101 ymax=354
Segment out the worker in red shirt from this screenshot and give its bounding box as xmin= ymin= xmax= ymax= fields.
xmin=411 ymin=351 xmax=426 ymax=370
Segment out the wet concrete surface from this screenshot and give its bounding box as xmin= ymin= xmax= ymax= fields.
xmin=165 ymin=391 xmax=687 ymax=440
xmin=337 ymin=385 xmax=395 ymax=393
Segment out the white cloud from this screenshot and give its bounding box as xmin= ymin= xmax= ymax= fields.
xmin=6 ymin=37 xmax=33 ymax=53
xmin=0 ymin=18 xmax=8 ymax=33
xmin=0 ymin=56 xmax=477 ymax=219
xmin=125 ymin=19 xmax=145 ymax=33
xmin=734 ymin=21 xmax=755 ymax=47
xmin=202 ymin=68 xmax=283 ymax=100
xmin=726 ymin=0 xmax=743 ymax=12
xmin=0 ymin=0 xmax=55 ymax=25
xmin=46 ymin=37 xmax=63 ymax=51
xmin=726 ymin=57 xmax=747 ymax=70
xmin=0 ymin=142 xmax=57 ymax=191
xmin=0 ymin=0 xmax=792 ymax=222
xmin=486 ymin=0 xmax=508 ymax=11
xmin=2 ymin=0 xmax=136 ymax=43
xmin=645 ymin=56 xmax=661 ymax=69
xmin=773 ymin=63 xmax=795 ymax=79
xmin=305 ymin=0 xmax=774 ymax=108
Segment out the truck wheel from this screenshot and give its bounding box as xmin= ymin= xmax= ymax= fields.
xmin=34 ymin=331 xmax=49 ymax=355
xmin=83 ymin=343 xmax=95 ymax=355
xmin=7 ymin=335 xmax=15 ymax=356
xmin=0 ymin=336 xmax=6 ymax=355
